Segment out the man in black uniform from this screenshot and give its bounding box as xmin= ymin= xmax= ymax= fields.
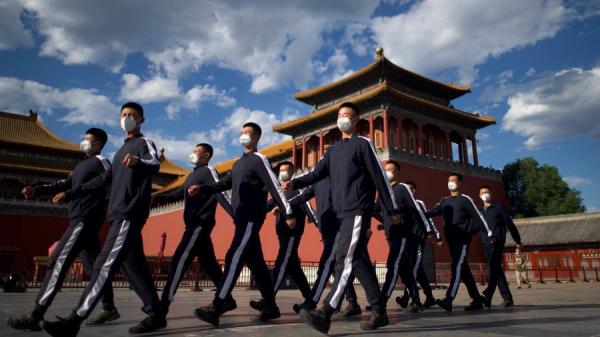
xmin=478 ymin=185 xmax=523 ymax=308
xmin=396 ymin=181 xmax=442 ymax=309
xmin=249 ymin=161 xmax=316 ymax=312
xmin=427 ymin=172 xmax=494 ymax=312
xmin=152 ymin=143 xmax=234 ymax=315
xmin=7 ymin=128 xmax=119 ymax=331
xmin=284 ymin=102 xmax=400 ymax=333
xmin=375 ymin=161 xmax=429 ymax=313
xmin=43 ymin=102 xmax=166 ymax=336
xmin=192 ymin=122 xmax=295 ymax=326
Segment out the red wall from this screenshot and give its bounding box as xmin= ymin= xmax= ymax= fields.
xmin=144 ymin=163 xmax=506 ymax=264
xmin=0 ymin=213 xmax=70 ymax=258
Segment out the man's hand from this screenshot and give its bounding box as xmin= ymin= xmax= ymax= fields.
xmin=389 ymin=214 xmax=400 ymax=225
xmin=271 ymin=206 xmax=280 ymax=216
xmin=21 ymin=186 xmax=35 ymax=199
xmin=122 ymin=153 xmax=139 ymax=167
xmin=286 ymin=217 xmax=296 ymax=229
xmin=517 ymin=243 xmax=524 ymax=250
xmin=282 ymin=180 xmax=293 ymax=192
xmin=52 ymin=192 xmax=66 ymax=204
xmin=427 ymin=233 xmax=434 ymax=240
xmin=187 ymin=184 xmax=201 ymax=197
xmin=436 ymin=239 xmax=443 ymax=246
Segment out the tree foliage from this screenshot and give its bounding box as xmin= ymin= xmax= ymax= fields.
xmin=502 ymin=157 xmax=585 ymax=218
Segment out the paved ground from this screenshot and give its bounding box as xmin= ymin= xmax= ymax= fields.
xmin=1 ymin=282 xmax=600 ymax=337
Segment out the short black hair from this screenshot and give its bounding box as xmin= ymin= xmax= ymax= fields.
xmin=243 ymin=122 xmax=262 ymax=137
xmin=405 ymin=181 xmax=417 ymax=190
xmin=121 ymin=102 xmax=144 ymax=116
xmin=479 ymin=185 xmax=492 ymax=192
xmin=339 ymin=101 xmax=360 ymax=116
xmin=449 ymin=172 xmax=463 ymax=181
xmin=196 ymin=143 xmax=213 ymax=159
xmin=275 ymin=160 xmax=294 ymax=174
xmin=85 ymin=128 xmax=108 ymax=148
xmin=386 ymin=160 xmax=401 ymax=171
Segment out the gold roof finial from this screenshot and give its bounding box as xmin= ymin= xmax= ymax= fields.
xmin=375 ymin=47 xmax=384 ymax=58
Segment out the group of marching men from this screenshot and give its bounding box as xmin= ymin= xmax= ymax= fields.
xmin=7 ymin=101 xmax=524 ymax=336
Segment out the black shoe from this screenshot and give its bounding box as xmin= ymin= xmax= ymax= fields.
xmin=6 ymin=312 xmax=42 ymax=331
xmin=194 ymin=304 xmax=220 ymax=327
xmin=480 ymin=295 xmax=492 ymax=309
xmin=293 ymin=300 xmax=316 ymax=314
xmin=395 ymin=294 xmax=409 ymax=308
xmin=223 ymin=296 xmax=238 ymax=313
xmin=436 ymin=298 xmax=453 ymax=312
xmin=500 ymin=299 xmax=514 ymax=307
xmin=250 ymin=299 xmax=265 ymax=312
xmin=341 ymin=302 xmax=362 ymax=317
xmin=259 ymin=305 xmax=281 ymax=321
xmin=404 ymin=301 xmax=423 ymax=313
xmin=42 ymin=318 xmax=80 ymax=337
xmin=360 ymin=310 xmax=389 ymax=331
xmin=423 ymin=297 xmax=436 ymax=308
xmin=85 ymin=308 xmax=120 ymax=325
xmin=464 ymin=299 xmax=484 ymax=311
xmin=299 ymin=308 xmax=331 ymax=334
xmin=129 ymin=315 xmax=167 ymax=334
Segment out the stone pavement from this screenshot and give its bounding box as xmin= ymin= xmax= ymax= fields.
xmin=1 ymin=282 xmax=599 ymax=337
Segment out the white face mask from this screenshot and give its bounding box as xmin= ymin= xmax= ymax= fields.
xmin=120 ymin=116 xmax=137 ymax=132
xmin=448 ymin=181 xmax=458 ymax=191
xmin=188 ymin=152 xmax=199 ymax=165
xmin=80 ymin=140 xmax=92 ymax=155
xmin=337 ymin=117 xmax=353 ymax=132
xmin=278 ymin=171 xmax=290 ymax=182
xmin=480 ymin=193 xmax=491 ymax=202
xmin=385 ymin=170 xmax=394 ymax=182
xmin=239 ymin=134 xmax=252 ymax=146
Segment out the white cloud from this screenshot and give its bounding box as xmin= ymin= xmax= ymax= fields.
xmin=19 ymin=0 xmax=380 ymax=93
xmin=0 ymin=0 xmax=33 ymax=50
xmin=120 ymin=74 xmax=180 ymax=103
xmin=370 ymin=0 xmax=575 ymax=84
xmin=564 ymin=175 xmax=593 ymax=187
xmin=502 ymin=66 xmax=600 ymax=149
xmin=0 ymin=76 xmax=118 ymax=126
xmin=526 ymin=68 xmax=537 ymax=77
xmin=314 ymin=49 xmax=355 ymax=85
xmin=165 ymin=85 xmax=236 ymax=118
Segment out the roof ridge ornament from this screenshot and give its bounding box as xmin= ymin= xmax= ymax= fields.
xmin=375 ymin=46 xmax=384 ymax=59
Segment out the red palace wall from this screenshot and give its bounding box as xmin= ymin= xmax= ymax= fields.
xmin=0 ymin=213 xmax=70 ymax=259
xmin=143 ymin=162 xmax=507 ymax=264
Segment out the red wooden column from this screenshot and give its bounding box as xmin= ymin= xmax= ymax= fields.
xmin=291 ymin=138 xmax=297 ymax=167
xmin=461 ymin=137 xmax=468 ymax=167
xmin=382 ymin=110 xmax=389 ymax=149
xmin=301 ymin=137 xmax=307 ymax=170
xmin=471 ymin=135 xmax=479 ymax=167
xmin=417 ymin=123 xmax=424 ymax=155
xmin=319 ymin=131 xmax=324 ymax=157
xmin=445 ymin=132 xmax=452 ymax=160
xmin=396 ymin=117 xmax=402 ymax=150
xmin=369 ymin=114 xmax=374 ymax=140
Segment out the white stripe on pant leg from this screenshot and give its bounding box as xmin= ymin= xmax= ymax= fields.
xmin=38 ymin=222 xmax=85 ymax=305
xmin=312 ymin=233 xmax=339 ymax=303
xmin=329 ymin=215 xmax=362 ymax=308
xmin=168 ymin=226 xmax=203 ymax=301
xmin=77 ymin=220 xmax=130 ymax=317
xmin=412 ymin=245 xmax=422 ymax=279
xmin=273 ymin=237 xmax=295 ymax=292
xmin=219 ymin=222 xmax=253 ymax=300
xmin=450 ymin=244 xmax=468 ymax=298
xmin=386 ymin=237 xmax=407 ymax=297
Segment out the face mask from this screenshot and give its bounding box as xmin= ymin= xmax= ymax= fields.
xmin=480 ymin=193 xmax=491 ymax=202
xmin=337 ymin=117 xmax=353 ymax=132
xmin=239 ymin=134 xmax=252 ymax=146
xmin=385 ymin=170 xmax=394 ymax=182
xmin=278 ymin=171 xmax=290 ymax=182
xmin=80 ymin=140 xmax=92 ymax=155
xmin=448 ymin=181 xmax=458 ymax=191
xmin=188 ymin=152 xmax=199 ymax=165
xmin=120 ymin=116 xmax=137 ymax=132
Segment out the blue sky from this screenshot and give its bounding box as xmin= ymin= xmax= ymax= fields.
xmin=1 ymin=0 xmax=599 ymax=210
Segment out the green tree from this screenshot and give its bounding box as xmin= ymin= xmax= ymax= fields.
xmin=502 ymin=157 xmax=586 ymax=218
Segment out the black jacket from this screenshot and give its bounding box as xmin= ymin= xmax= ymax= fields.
xmin=268 ymin=189 xmax=317 ymax=237
xmin=373 ymin=183 xmax=429 ymax=240
xmin=427 ymin=194 xmax=493 ymax=238
xmin=479 ymin=202 xmax=522 ymax=244
xmin=416 ymin=199 xmax=441 ymax=241
xmin=202 ymin=150 xmax=293 ymax=224
xmin=154 ymin=165 xmax=233 ymax=227
xmin=37 ymin=154 xmax=111 ymax=222
xmin=292 ymin=134 xmax=398 ymax=219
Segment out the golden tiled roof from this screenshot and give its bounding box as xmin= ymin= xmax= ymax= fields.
xmin=0 ymin=162 xmax=73 ymax=175
xmin=157 ymin=148 xmax=191 ymax=177
xmin=294 ymin=53 xmax=470 ymax=103
xmin=0 ymin=111 xmax=80 ymax=152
